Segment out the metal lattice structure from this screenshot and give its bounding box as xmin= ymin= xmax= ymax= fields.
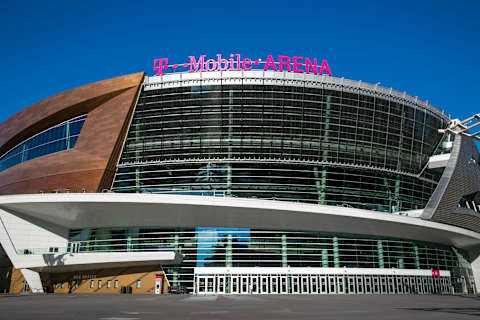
xmin=439 ymin=114 xmax=480 ymax=141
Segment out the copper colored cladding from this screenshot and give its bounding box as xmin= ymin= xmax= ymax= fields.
xmin=0 ymin=72 xmax=145 ymax=195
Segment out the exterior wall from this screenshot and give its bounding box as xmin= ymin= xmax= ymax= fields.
xmin=8 ymin=266 xmax=170 ymax=295
xmin=0 ymin=72 xmax=145 ymax=195
xmin=9 ymin=268 xmax=28 ymax=293
xmin=423 ymin=135 xmax=480 ymax=234
xmin=48 ymin=266 xmax=168 ymax=294
xmin=0 ymin=252 xmax=12 ymax=293
xmin=1 ymin=71 xmax=479 ymax=295
xmin=113 ymin=72 xmax=449 ymax=213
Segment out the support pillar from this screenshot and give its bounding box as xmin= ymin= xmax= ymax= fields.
xmin=470 ymin=253 xmax=480 ymax=294
xmin=377 ymin=240 xmax=384 ymax=268
xmin=333 ymin=236 xmax=340 ymax=267
xmin=314 ymin=167 xmax=326 ymax=204
xmin=414 ymin=244 xmax=420 ymax=269
xmin=394 ymin=175 xmax=401 ymax=212
xmin=226 ymin=234 xmax=232 ymax=267
xmin=21 ymin=269 xmax=44 ymax=293
xmin=322 ymin=249 xmax=329 ymax=267
xmin=281 ymin=234 xmax=287 ymax=267
xmin=226 ymin=164 xmax=232 ymax=197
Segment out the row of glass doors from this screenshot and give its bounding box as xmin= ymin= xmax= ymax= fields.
xmin=195 ymin=274 xmax=452 ymax=295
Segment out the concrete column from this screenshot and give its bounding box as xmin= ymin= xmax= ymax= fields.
xmin=470 ymin=254 xmax=480 ymax=293
xmin=226 ymin=164 xmax=232 ymax=197
xmin=318 ymin=95 xmax=332 ymax=205
xmin=135 ymin=168 xmax=140 ymax=193
xmin=21 ymin=269 xmax=43 ymax=293
xmin=126 ymin=228 xmax=138 ymax=252
xmin=377 ymin=240 xmax=384 ymax=268
xmin=313 ymin=167 xmax=326 ymax=205
xmin=414 ymin=245 xmax=420 ymax=269
xmin=94 ymin=229 xmax=111 ymax=251
xmin=394 ymin=176 xmax=401 ymax=212
xmin=322 ymin=249 xmax=329 ymax=267
xmin=281 ymin=234 xmax=287 ymax=267
xmin=174 ymin=234 xmax=179 ymax=254
xmin=333 ymin=237 xmax=339 ymax=267
xmin=226 ymin=234 xmax=232 ymax=267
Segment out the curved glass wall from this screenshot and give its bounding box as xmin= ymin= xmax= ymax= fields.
xmin=0 ymin=114 xmax=87 ymax=172
xmin=66 ymin=227 xmax=468 ymax=293
xmin=112 ymin=84 xmax=448 ymax=212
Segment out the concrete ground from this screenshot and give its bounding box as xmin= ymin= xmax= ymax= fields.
xmin=0 ymin=294 xmax=479 ymax=320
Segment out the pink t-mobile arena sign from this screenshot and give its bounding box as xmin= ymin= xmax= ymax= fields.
xmin=153 ymin=54 xmax=331 ymax=76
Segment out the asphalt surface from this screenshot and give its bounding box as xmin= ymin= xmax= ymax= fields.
xmin=0 ymin=294 xmax=479 ymax=320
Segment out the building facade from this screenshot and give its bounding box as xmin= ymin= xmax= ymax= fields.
xmin=0 ymin=70 xmax=479 ymax=295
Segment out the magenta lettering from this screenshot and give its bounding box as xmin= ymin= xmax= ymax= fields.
xmin=217 ymin=54 xmax=229 ymax=71
xmin=320 ymin=60 xmax=332 ymax=76
xmin=292 ymin=56 xmax=304 ymax=73
xmin=235 ymin=54 xmax=241 ymax=70
xmin=278 ymin=56 xmax=291 ymax=72
xmin=205 ymin=59 xmax=217 ymax=71
xmin=242 ymin=58 xmax=252 ymax=71
xmin=188 ymin=55 xmax=206 ymax=72
xmin=153 ymin=58 xmax=169 ymax=76
xmin=305 ymin=58 xmax=318 ymax=74
xmin=153 ymin=54 xmax=331 ymax=76
xmin=264 ymin=55 xmax=277 ymax=71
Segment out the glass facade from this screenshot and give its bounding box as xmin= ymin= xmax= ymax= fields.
xmin=67 ymin=227 xmax=467 ymax=293
xmin=112 ymin=84 xmax=448 ymax=212
xmin=0 ymin=114 xmax=87 ymax=172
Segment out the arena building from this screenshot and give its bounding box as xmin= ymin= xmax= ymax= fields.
xmin=1 ymin=57 xmax=480 ymax=295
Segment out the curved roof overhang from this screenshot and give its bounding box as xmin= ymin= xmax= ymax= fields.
xmin=1 ymin=193 xmax=479 ymax=257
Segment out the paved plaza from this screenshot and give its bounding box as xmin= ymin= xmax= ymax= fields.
xmin=0 ymin=294 xmax=479 ymax=320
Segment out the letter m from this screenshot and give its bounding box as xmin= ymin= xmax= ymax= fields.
xmin=188 ymin=55 xmax=206 ymax=72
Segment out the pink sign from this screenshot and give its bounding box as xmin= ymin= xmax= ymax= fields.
xmin=153 ymin=54 xmax=331 ymax=77
xmin=431 ymin=270 xmax=440 ymax=277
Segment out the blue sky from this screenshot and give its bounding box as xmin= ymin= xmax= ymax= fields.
xmin=0 ymin=0 xmax=478 ymax=123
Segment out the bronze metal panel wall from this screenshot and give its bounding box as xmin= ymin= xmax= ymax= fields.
xmin=0 ymin=73 xmax=145 ymax=194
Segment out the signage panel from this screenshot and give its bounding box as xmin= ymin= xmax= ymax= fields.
xmin=153 ymin=54 xmax=331 ymax=76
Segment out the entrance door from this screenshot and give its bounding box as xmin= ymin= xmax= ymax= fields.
xmin=197 ymin=276 xmax=206 ymax=294
xmin=328 ymin=276 xmax=336 ymax=294
xmin=372 ymin=276 xmax=380 ymax=294
xmin=260 ymin=276 xmax=269 ymax=294
xmin=310 ymin=276 xmax=318 ymax=294
xmin=270 ymin=276 xmax=279 ymax=294
xmin=380 ymin=276 xmax=387 ymax=294
xmin=387 ymin=276 xmax=395 ymax=294
xmin=423 ymin=277 xmax=429 ymax=294
xmin=440 ymin=277 xmax=448 ymax=294
xmin=251 ymin=276 xmax=259 ymax=294
xmin=292 ymin=276 xmax=300 ymax=294
xmin=433 ymin=277 xmax=440 ymax=294
xmin=356 ymin=276 xmax=364 ymax=294
xmin=301 ymin=276 xmax=309 ymax=294
xmin=280 ymin=276 xmax=288 ymax=294
xmin=206 ymin=276 xmax=215 ymax=294
xmin=217 ymin=276 xmax=226 ymax=294
xmin=337 ymin=275 xmax=345 ymax=294
xmin=240 ymin=276 xmax=249 ymax=294
xmin=417 ymin=277 xmax=423 ymax=294
xmin=396 ymin=276 xmax=403 ymax=294
xmin=364 ymin=276 xmax=372 ymax=294
xmin=410 ymin=277 xmax=417 ymax=294
xmin=231 ymin=276 xmax=239 ymax=294
xmin=319 ymin=276 xmax=327 ymax=294
xmin=347 ymin=276 xmax=355 ymax=294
